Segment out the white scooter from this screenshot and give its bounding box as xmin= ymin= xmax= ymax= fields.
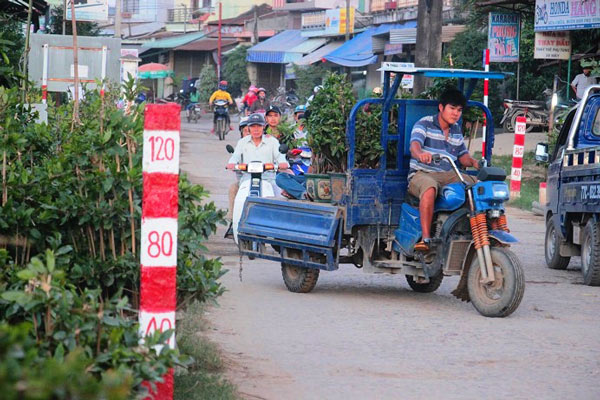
xmin=227 ymin=144 xmax=287 ymax=244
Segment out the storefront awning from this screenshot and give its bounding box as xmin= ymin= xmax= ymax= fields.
xmin=247 ymin=30 xmax=309 ymax=64
xmin=324 ymin=21 xmax=417 ymax=67
xmin=294 ymin=41 xmax=343 ymax=66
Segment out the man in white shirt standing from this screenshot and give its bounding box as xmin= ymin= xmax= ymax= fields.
xmin=571 ymin=65 xmax=597 ymax=100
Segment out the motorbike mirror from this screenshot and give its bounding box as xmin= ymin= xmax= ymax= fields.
xmin=535 ymin=142 xmax=549 ymax=163
xmin=431 ymin=154 xmax=441 ymax=163
xmin=226 ymin=144 xmax=235 ymax=154
xmin=278 ymin=143 xmax=289 ymax=154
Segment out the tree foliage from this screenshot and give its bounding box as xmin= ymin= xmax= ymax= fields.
xmin=222 ymin=45 xmax=250 ymax=98
xmin=197 ymin=63 xmax=218 ymax=103
xmin=48 ymin=6 xmax=101 ymax=36
xmin=294 ymin=64 xmax=327 ymax=102
xmin=0 ymin=13 xmax=24 ymax=87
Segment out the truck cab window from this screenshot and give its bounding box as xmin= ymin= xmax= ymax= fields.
xmin=593 ymin=109 xmax=600 ymax=137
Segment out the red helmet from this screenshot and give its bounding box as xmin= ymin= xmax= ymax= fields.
xmin=218 ymin=80 xmax=228 ymax=90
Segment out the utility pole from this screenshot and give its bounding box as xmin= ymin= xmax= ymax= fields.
xmin=217 ymin=1 xmax=222 ymax=80
xmin=252 ymin=5 xmax=258 ymax=45
xmin=115 ymin=0 xmax=122 ymax=38
xmin=344 ymin=0 xmax=350 ymax=77
xmin=21 ymin=0 xmax=33 ymax=104
xmin=413 ymin=0 xmax=442 ymax=95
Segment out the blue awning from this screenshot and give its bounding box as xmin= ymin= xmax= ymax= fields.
xmin=324 ymin=21 xmax=417 ymax=67
xmin=247 ymin=30 xmax=308 ymax=64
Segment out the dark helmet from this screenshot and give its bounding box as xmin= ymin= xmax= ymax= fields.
xmin=266 ymin=105 xmax=281 ymax=116
xmin=247 ymin=113 xmax=266 ymax=126
xmin=239 ymin=116 xmax=249 ymax=129
xmin=218 ymin=80 xmax=228 ymax=90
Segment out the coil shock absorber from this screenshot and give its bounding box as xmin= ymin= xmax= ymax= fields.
xmin=477 ymin=212 xmax=495 ymax=282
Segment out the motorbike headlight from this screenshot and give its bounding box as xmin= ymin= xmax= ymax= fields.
xmin=492 ymin=183 xmax=509 ymax=199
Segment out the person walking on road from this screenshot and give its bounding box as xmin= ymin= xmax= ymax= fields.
xmin=571 ymin=65 xmax=597 ymax=101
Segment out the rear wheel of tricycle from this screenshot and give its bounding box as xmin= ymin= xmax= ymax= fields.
xmin=467 ymin=247 xmax=525 ymax=317
xmin=545 ymin=217 xmax=570 ymax=270
xmin=281 ymin=263 xmax=319 ymax=293
xmin=406 ymin=272 xmax=443 ymax=293
xmin=581 ymin=219 xmax=600 ymax=286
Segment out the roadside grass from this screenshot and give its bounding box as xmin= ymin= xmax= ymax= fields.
xmin=175 ymin=302 xmax=238 ymax=400
xmin=474 ymin=151 xmax=546 ymax=211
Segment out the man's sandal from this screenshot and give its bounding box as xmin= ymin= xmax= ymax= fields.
xmin=414 ymin=239 xmax=431 ymax=252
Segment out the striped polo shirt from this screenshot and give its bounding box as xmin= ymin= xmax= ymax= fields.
xmin=409 ymin=113 xmax=468 ymax=177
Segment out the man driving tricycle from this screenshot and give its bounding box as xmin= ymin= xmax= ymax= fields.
xmin=234 ymin=64 xmax=525 ymax=318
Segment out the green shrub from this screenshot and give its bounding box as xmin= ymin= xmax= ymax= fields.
xmin=0 ymin=80 xmax=226 ymax=397
xmin=222 ymin=46 xmax=250 ymax=98
xmin=197 ymin=64 xmax=218 ymax=103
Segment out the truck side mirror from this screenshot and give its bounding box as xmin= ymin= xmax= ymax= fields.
xmin=535 ymin=142 xmax=549 ymax=163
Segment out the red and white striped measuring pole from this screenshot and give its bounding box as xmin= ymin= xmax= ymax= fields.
xmin=510 ymin=116 xmax=527 ymax=198
xmin=139 ymin=103 xmax=181 ymax=399
xmin=481 ymin=48 xmax=490 ymax=159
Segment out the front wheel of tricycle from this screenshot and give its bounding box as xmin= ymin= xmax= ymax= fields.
xmin=467 ymin=247 xmax=525 ymax=317
xmin=406 ymin=272 xmax=443 ymax=293
xmin=281 ymin=263 xmax=319 ymax=293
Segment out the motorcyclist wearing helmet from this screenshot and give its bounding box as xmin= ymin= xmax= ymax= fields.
xmin=239 ymin=116 xmax=250 ymax=138
xmin=264 ymin=104 xmax=282 ymax=139
xmin=225 ymin=116 xmax=252 ymax=227
xmin=249 ymin=87 xmax=270 ymax=114
xmin=293 ymin=104 xmax=308 ymax=145
xmin=209 ymin=80 xmax=234 ymax=133
xmin=242 ymin=85 xmax=258 ymax=115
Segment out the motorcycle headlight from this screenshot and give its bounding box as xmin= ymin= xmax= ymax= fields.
xmin=492 ymin=183 xmax=509 ymax=199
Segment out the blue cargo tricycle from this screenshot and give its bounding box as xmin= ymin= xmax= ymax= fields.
xmin=237 ymin=64 xmax=525 ymax=317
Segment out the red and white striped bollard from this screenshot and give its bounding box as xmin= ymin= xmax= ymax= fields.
xmin=139 ymin=103 xmax=181 ymax=399
xmin=510 ymin=116 xmax=526 ymax=199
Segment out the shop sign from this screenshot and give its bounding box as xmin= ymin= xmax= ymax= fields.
xmin=534 ymin=0 xmax=600 ymax=31
xmin=488 ymin=12 xmax=520 ymax=63
xmin=534 ymin=31 xmax=571 ymax=59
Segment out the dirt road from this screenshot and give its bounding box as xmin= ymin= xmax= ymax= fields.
xmin=181 ymin=117 xmax=599 ymax=400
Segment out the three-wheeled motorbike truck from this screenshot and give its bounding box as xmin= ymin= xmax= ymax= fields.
xmin=236 ymin=65 xmax=525 ymax=317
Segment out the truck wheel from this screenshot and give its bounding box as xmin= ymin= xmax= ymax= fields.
xmin=545 ymin=217 xmax=570 ymax=270
xmin=467 ymin=247 xmax=525 ymax=318
xmin=406 ymin=272 xmax=443 ymax=293
xmin=581 ymin=220 xmax=600 ymax=286
xmin=281 ymin=263 xmax=319 ymax=293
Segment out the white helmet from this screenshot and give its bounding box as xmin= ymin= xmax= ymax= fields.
xmin=313 ymin=85 xmax=323 ymax=93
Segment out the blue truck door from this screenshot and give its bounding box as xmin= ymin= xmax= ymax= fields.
xmin=548 ymin=110 xmax=575 ymax=215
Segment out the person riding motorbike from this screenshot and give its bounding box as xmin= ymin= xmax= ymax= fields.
xmin=264 ymin=105 xmax=282 ymax=139
xmin=249 ymin=87 xmax=270 ymax=114
xmin=408 ymin=88 xmax=479 ymax=252
xmin=209 ymin=80 xmax=234 ymax=133
xmin=293 ymin=104 xmax=308 ymax=145
xmin=226 ymin=112 xmax=288 ymax=210
xmin=185 ymin=87 xmax=200 ymax=117
xmin=242 ymin=85 xmax=258 ymax=115
xmin=276 ymin=110 xmax=313 ymax=200
xmin=225 ymin=117 xmax=252 ymax=237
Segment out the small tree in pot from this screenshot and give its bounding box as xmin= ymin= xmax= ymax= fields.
xmin=306 ymin=72 xmax=383 ymax=173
